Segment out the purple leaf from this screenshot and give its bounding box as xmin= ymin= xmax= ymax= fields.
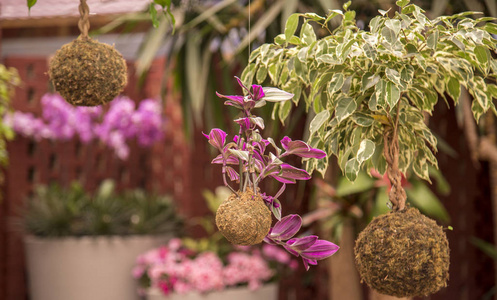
xmin=300 ymin=239 xmax=340 ymax=261
xmin=302 ymin=258 xmax=318 ymax=271
xmin=280 ymin=136 xmax=326 ymax=159
xmin=269 ymin=214 xmax=302 ymax=241
xmin=225 ymin=166 xmax=240 ymax=182
xmin=284 ymin=235 xmax=318 ymax=253
xmin=271 ymin=164 xmax=311 ymax=182
xmin=211 ymin=154 xmax=239 ymax=165
xmin=251 ymin=85 xmax=265 ymax=101
xmin=234 ymin=117 xmax=252 ymax=131
xmin=235 ymin=76 xmax=250 ymax=93
xmin=204 ymin=128 xmax=227 ymax=150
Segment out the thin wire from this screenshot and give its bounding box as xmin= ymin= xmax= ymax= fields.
xmin=248 ymin=0 xmax=251 ymax=61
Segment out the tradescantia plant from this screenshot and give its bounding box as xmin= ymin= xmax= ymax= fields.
xmin=204 ymin=77 xmax=339 ymax=270
xmin=242 ymin=0 xmax=497 ymax=183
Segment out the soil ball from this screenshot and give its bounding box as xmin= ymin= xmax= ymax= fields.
xmin=354 ymin=207 xmax=450 ymax=298
xmin=48 ymin=36 xmax=127 ymax=106
xmin=215 ymin=189 xmax=271 ymax=246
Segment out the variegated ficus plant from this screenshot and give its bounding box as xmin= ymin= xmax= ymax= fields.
xmin=204 ymin=78 xmax=339 ymax=270
xmin=238 ymin=0 xmax=497 ymax=297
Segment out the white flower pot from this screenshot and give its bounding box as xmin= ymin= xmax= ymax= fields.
xmin=25 ymin=235 xmax=169 ymax=300
xmin=146 ymin=283 xmax=278 ymax=300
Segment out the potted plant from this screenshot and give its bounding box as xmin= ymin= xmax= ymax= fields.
xmin=134 ymin=186 xmax=297 ymax=300
xmin=22 ymin=180 xmax=183 ymax=300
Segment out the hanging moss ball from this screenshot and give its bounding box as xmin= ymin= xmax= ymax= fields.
xmin=48 ymin=36 xmax=127 ymax=106
xmin=354 ymin=207 xmax=450 ymax=298
xmin=215 ymin=189 xmax=271 ymax=246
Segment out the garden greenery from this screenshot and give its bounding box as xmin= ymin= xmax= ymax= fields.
xmin=242 ymin=0 xmax=497 ymax=182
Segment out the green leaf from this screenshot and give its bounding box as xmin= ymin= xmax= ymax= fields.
xmin=256 ymin=65 xmax=268 ymax=83
xmin=396 ymin=0 xmax=410 ymax=7
xmin=474 ymin=45 xmax=489 ymax=65
xmin=385 ymin=81 xmax=401 ymax=110
xmin=361 ymin=72 xmax=380 ymax=92
xmin=336 ymin=97 xmax=357 ymax=123
xmin=351 ymin=113 xmax=374 ymax=127
xmin=484 ymin=22 xmax=497 ymax=35
xmin=241 ymin=63 xmax=256 ymax=88
xmin=385 ymin=19 xmax=401 ymax=36
xmin=285 ymin=14 xmax=300 ymax=42
xmin=278 ymin=100 xmax=292 ymax=123
xmin=427 ymin=30 xmax=439 ymax=49
xmin=363 ymin=43 xmax=377 ymax=61
xmin=385 ymin=68 xmax=401 ymax=86
xmin=357 ymin=139 xmax=375 ymax=163
xmin=328 ymin=73 xmax=344 ymax=95
xmin=381 ymin=27 xmax=397 ymax=44
xmin=446 ymin=77 xmax=461 ymax=103
xmin=345 ymin=158 xmax=360 ymax=181
xmin=27 ymin=0 xmax=37 ymax=12
xmin=154 ymin=0 xmax=170 ymax=8
xmin=149 ymin=3 xmax=159 ymax=28
xmin=301 ymin=22 xmax=317 ymax=45
xmin=309 ymin=110 xmax=330 ymax=136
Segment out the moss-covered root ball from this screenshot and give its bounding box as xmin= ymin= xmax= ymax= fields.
xmin=215 ymin=189 xmax=272 ymax=246
xmin=354 ymin=207 xmax=450 ymax=298
xmin=48 ymin=36 xmax=127 ymax=106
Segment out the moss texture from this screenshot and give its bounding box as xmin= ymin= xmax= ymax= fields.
xmin=48 ymin=36 xmax=127 ymax=106
xmin=354 ymin=207 xmax=450 ymax=298
xmin=215 ymin=189 xmax=271 ymax=246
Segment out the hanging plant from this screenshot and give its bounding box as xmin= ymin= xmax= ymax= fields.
xmin=48 ymin=0 xmax=127 ymax=106
xmin=243 ymin=0 xmax=497 ymax=297
xmin=205 ymin=77 xmax=339 ymax=270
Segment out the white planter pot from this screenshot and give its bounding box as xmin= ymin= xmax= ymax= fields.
xmin=25 ymin=235 xmax=169 ymax=300
xmin=146 ymin=283 xmax=278 ymax=300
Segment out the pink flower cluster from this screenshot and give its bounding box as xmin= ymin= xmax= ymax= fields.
xmin=3 ymin=94 xmax=165 ymax=159
xmin=133 ymin=239 xmax=294 ymax=296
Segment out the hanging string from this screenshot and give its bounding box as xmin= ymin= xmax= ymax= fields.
xmin=78 ymin=0 xmax=90 ymax=39
xmin=383 ymin=104 xmax=407 ymax=212
xmin=248 ymin=0 xmax=251 ymax=60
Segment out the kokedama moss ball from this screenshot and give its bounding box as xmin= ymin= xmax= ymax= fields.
xmin=48 ymin=36 xmax=127 ymax=106
xmin=354 ymin=207 xmax=450 ymax=298
xmin=215 ymin=189 xmax=271 ymax=246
